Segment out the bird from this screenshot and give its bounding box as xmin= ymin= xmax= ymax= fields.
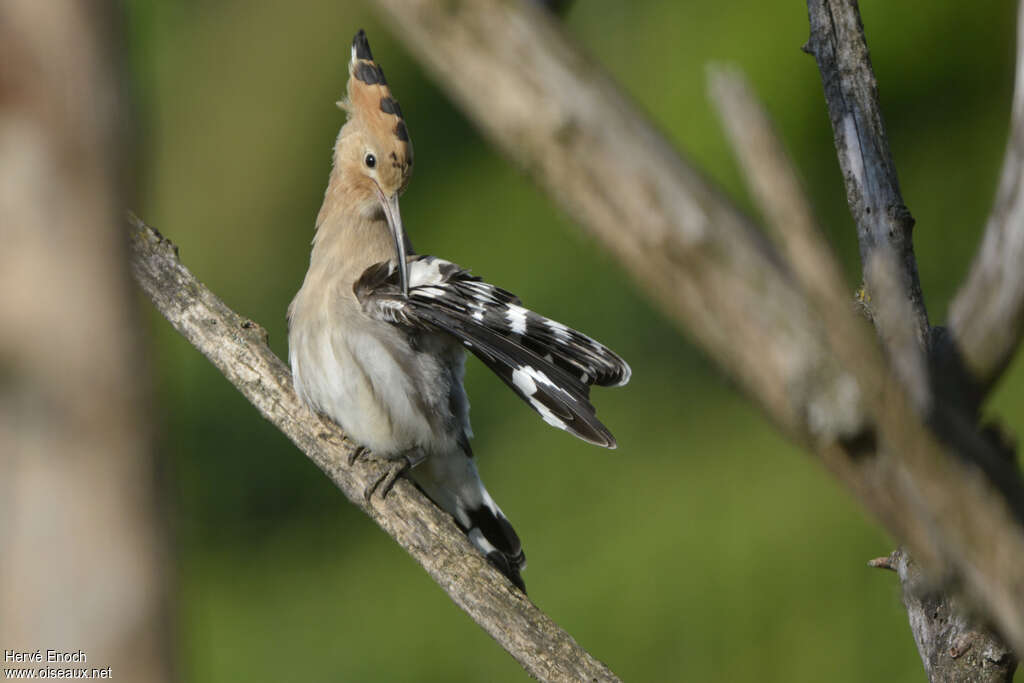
xmin=288 ymin=29 xmax=630 ymax=592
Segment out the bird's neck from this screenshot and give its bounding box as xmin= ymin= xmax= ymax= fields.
xmin=307 ymin=166 xmax=396 ymax=287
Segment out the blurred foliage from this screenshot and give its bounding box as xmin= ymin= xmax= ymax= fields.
xmin=124 ymin=0 xmax=1023 ymax=680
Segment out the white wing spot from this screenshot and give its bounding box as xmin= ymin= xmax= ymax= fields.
xmin=506 ymin=305 xmax=528 ymax=335
xmin=416 ymin=286 xmax=446 ymax=298
xmin=529 ymin=396 xmax=568 ymax=431
xmin=514 ymin=367 xmax=570 ymax=431
xmin=512 ymin=367 xmax=537 ymax=396
xmin=545 ymin=319 xmax=571 ymax=342
xmin=409 ymin=258 xmax=446 ymax=288
xmin=514 ymin=365 xmax=571 ymax=397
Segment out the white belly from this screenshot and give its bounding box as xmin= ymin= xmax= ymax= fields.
xmin=289 ymin=312 xmax=467 ymax=458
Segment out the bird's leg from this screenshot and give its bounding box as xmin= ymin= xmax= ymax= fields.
xmin=347 ymin=444 xmax=369 ymax=467
xmin=364 ymin=448 xmax=427 ymax=502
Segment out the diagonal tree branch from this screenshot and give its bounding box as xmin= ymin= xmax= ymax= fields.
xmin=373 ymin=0 xmax=857 ymax=451
xmin=126 ymin=214 xmax=620 ymax=683
xmin=708 ymin=65 xmax=873 ymax=378
xmin=948 ymin=1 xmax=1024 ymax=398
xmin=372 ymin=0 xmax=1024 ymax=658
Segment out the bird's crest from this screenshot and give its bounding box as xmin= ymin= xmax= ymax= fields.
xmin=341 ymin=30 xmax=413 ymax=181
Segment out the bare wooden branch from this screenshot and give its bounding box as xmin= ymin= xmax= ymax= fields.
xmin=371 ymin=0 xmax=1024 ymax=658
xmin=708 ymin=66 xmax=878 ymax=381
xmin=126 ymin=215 xmax=619 ymax=683
xmin=804 ymin=0 xmax=931 ymax=407
xmin=949 ymin=1 xmax=1024 ymax=396
xmin=885 ymin=548 xmax=1016 ymax=682
xmin=710 ymin=66 xmax=1019 ymax=681
xmin=804 ymin=0 xmax=1021 ymax=675
xmin=868 ymin=556 xmax=895 ymax=570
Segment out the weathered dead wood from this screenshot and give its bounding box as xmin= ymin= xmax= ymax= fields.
xmin=372 ymin=0 xmax=1024 ymax=660
xmin=126 ymin=215 xmax=619 ymax=683
xmin=804 ymin=0 xmax=931 ymax=411
xmin=805 ymin=1 xmax=1020 ymax=678
xmin=712 ymin=64 xmax=1017 ymax=682
xmin=873 ymin=549 xmax=1015 ymax=681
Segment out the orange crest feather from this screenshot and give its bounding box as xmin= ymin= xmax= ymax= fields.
xmin=344 ymin=30 xmax=413 ymax=176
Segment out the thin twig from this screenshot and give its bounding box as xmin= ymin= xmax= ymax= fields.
xmin=708 ymin=65 xmax=881 ymax=393
xmin=949 ymin=1 xmax=1024 ymax=397
xmin=868 ymin=555 xmax=895 ymax=571
xmin=126 ymin=214 xmax=620 ymax=683
xmin=804 ymin=0 xmax=931 ymax=409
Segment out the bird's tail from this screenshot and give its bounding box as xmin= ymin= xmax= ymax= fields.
xmin=410 ymin=451 xmax=526 ymax=592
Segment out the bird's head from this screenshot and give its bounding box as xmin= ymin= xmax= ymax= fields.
xmin=334 ymin=29 xmax=414 ymax=294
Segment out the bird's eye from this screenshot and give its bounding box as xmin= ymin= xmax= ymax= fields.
xmin=364 ymin=153 xmax=377 ymax=169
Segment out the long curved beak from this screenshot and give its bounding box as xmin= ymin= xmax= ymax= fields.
xmin=377 ymin=189 xmax=409 ymax=297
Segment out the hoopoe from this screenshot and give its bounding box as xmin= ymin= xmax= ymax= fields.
xmin=288 ymin=30 xmax=630 ymax=592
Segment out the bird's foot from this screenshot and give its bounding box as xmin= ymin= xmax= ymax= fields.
xmin=364 ymin=449 xmax=427 ymax=502
xmin=347 ymin=445 xmax=369 ymax=467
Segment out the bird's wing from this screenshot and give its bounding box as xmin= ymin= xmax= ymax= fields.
xmin=355 ymin=256 xmax=630 ymax=448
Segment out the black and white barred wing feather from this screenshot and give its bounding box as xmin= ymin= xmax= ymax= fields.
xmin=355 ymin=256 xmax=631 ymax=448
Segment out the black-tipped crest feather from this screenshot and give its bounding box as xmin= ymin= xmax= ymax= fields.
xmin=352 ymin=29 xmax=373 ymax=60
xmin=345 ymin=30 xmax=413 ymax=176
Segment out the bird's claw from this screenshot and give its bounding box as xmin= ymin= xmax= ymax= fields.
xmin=347 ymin=445 xmax=369 ymax=467
xmin=363 ymin=449 xmax=426 ymax=502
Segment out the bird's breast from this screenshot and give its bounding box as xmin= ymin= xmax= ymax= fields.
xmin=289 ymin=295 xmax=467 ymax=457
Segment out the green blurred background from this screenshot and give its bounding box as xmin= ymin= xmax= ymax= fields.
xmin=124 ymin=0 xmax=1024 ymax=680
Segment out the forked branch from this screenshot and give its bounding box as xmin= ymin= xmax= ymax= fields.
xmin=373 ymin=0 xmax=1024 ymax=659
xmin=804 ymin=1 xmax=1024 ymax=676
xmin=710 ymin=65 xmax=1016 ymax=682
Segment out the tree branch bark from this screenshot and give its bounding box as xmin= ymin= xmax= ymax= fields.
xmin=804 ymin=1 xmax=1021 ymax=678
xmin=711 ymin=65 xmax=1017 ymax=683
xmin=372 ymin=0 xmax=1024 ymax=661
xmin=126 ymin=215 xmax=619 ymax=683
xmin=948 ymin=1 xmax=1024 ymax=398
xmin=708 ymin=66 xmax=874 ymax=383
xmin=804 ymin=0 xmax=931 ymax=409
xmin=875 ymin=548 xmax=1015 ymax=681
